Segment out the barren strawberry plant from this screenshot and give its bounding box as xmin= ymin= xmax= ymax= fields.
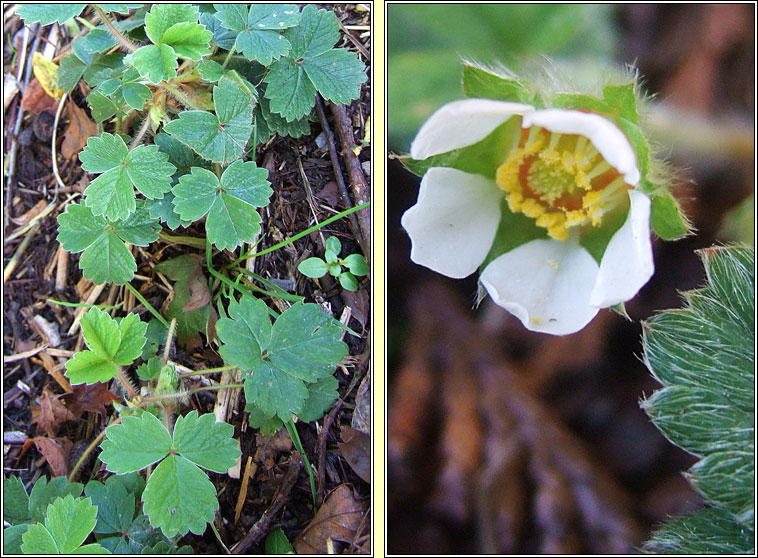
xmin=3 ymin=3 xmax=371 ymax=554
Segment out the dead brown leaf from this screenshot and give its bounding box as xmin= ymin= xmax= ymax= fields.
xmin=30 ymin=388 xmax=77 ymax=436
xmin=32 ymin=436 xmax=73 ymax=477
xmin=351 ymin=372 xmax=370 ymax=434
xmin=338 ymin=425 xmax=370 ymax=483
xmin=63 ymin=383 xmax=119 ymax=421
xmin=21 ymin=78 xmax=58 ymax=114
xmin=293 ymin=484 xmax=368 ymax=554
xmin=342 ymin=286 xmax=369 ymax=331
xmin=61 ymin=102 xmax=97 ymax=159
xmin=181 ymin=263 xmax=211 ymax=312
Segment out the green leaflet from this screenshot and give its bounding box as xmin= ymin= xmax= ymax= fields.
xmin=172 ymin=160 xmax=272 ymax=251
xmin=217 ymin=297 xmax=347 ymax=420
xmin=16 ymin=4 xmax=86 ymax=24
xmin=641 ymin=245 xmax=754 ymax=552
xmin=264 ymin=5 xmax=366 ymax=122
xmin=214 ymin=3 xmax=301 ymax=65
xmin=79 ymin=133 xmax=176 ymax=221
xmin=100 ymin=412 xmax=173 ymax=474
xmin=163 ymin=77 xmax=254 ymax=164
xmin=20 ymin=495 xmax=105 ymax=554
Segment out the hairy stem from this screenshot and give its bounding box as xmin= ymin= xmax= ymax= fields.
xmin=129 ymin=113 xmax=152 ymax=150
xmin=160 ymin=82 xmax=205 ymax=111
xmin=93 ymin=5 xmax=137 ymax=53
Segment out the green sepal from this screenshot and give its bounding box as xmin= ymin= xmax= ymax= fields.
xmin=462 ymin=63 xmax=531 ymax=103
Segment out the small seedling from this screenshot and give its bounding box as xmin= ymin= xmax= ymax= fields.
xmin=298 ymin=236 xmax=369 ymax=291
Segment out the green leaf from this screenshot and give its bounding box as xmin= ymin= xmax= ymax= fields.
xmin=299 ymin=375 xmax=339 ymax=422
xmin=339 ymin=271 xmax=359 ymax=291
xmin=100 ymin=412 xmax=173 ymax=474
xmin=16 ymin=4 xmax=86 ymax=24
xmin=46 ymin=494 xmax=98 ymax=553
xmin=80 ymin=133 xmax=175 ymax=220
xmin=246 ymin=403 xmax=283 ymax=435
xmin=259 ymin=95 xmax=312 ymax=138
xmin=172 ymin=410 xmax=241 ymax=473
xmin=57 ymin=55 xmax=87 ymax=93
xmin=160 ymin=22 xmax=212 ymax=60
xmin=79 ymin=230 xmax=138 ymax=285
xmin=65 ymin=350 xmax=116 ymax=385
xmin=263 ymin=59 xmax=317 ymax=122
xmin=87 ymin=90 xmax=119 ymax=123
xmin=462 ymin=63 xmax=531 ymax=102
xmin=128 ymin=44 xmax=178 ymax=83
xmin=265 ymin=527 xmax=295 ymax=554
xmin=643 ymin=506 xmax=754 ymax=554
xmin=342 ymin=253 xmax=368 ymax=276
xmin=28 ymin=477 xmax=83 ymax=524
xmin=200 ymin=12 xmax=237 ymax=51
xmin=214 ymin=3 xmax=301 ymax=64
xmin=163 ymin=77 xmax=254 ymax=163
xmin=298 ymin=257 xmax=328 ymax=278
xmin=287 ymin=5 xmax=339 ymax=59
xmin=218 ymin=299 xmax=348 ymax=420
xmin=113 ymin=313 xmax=148 ymax=365
xmin=172 ymin=160 xmax=272 ymax=251
xmin=21 ymin=523 xmax=59 ymax=554
xmin=153 ymin=255 xmax=210 ymax=340
xmin=641 ymin=245 xmax=754 ymax=548
xmin=122 ymin=82 xmax=152 ymax=110
xmin=83 ymin=52 xmax=126 ymax=88
xmin=301 ymin=48 xmax=366 ymax=105
xmin=137 ymin=356 xmax=164 ymax=381
xmin=85 ymin=477 xmax=135 ymax=534
xmin=325 ymin=235 xmax=341 ymax=255
xmin=142 ymin=454 xmax=218 ymax=537
xmin=144 ymin=4 xmax=200 ymax=45
xmin=198 ymin=60 xmax=224 ymax=82
xmin=3 ymin=524 xmax=28 ymax=554
xmin=80 ymin=307 xmax=120 ymax=359
xmin=4 ymin=476 xmax=31 ymax=525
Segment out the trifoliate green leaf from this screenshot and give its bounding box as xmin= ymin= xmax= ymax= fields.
xmin=172 ymin=160 xmax=271 ymax=251
xmin=163 ymin=76 xmax=254 ymax=163
xmin=57 ymin=203 xmax=160 ymax=285
xmin=298 ymin=257 xmax=328 ymax=278
xmin=4 ymin=476 xmax=31 ymax=525
xmin=100 ymin=412 xmax=173 ymax=474
xmin=28 ymin=477 xmax=84 ymax=524
xmin=153 ymin=255 xmax=210 ymax=340
xmin=172 ymin=410 xmax=240 ymax=473
xmin=21 ymin=495 xmax=100 ymax=554
xmin=218 ymin=298 xmax=347 ymax=420
xmin=214 ymin=3 xmax=300 ymax=65
xmin=264 ymin=5 xmax=366 ymax=121
xmin=641 ymin=245 xmax=754 ymax=550
xmin=80 ymin=133 xmax=175 ymax=220
xmin=142 ymin=454 xmax=218 ymax=537
xmin=16 ymin=4 xmax=86 ymax=24
xmin=85 ymin=478 xmax=134 ymax=534
xmin=342 ymin=253 xmax=368 ymax=276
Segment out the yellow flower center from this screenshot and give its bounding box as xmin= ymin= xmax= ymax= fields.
xmin=496 ymin=126 xmax=631 ymax=240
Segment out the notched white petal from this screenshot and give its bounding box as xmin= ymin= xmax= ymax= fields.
xmin=590 ymin=190 xmax=653 ymax=307
xmin=401 ymin=167 xmax=502 ymax=279
xmin=480 ymin=239 xmax=600 ymax=335
xmin=410 ymin=99 xmax=534 ymax=160
xmin=523 ymin=109 xmax=640 ymax=186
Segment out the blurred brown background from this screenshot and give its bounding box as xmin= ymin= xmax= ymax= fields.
xmin=386 ymin=4 xmax=754 ymax=554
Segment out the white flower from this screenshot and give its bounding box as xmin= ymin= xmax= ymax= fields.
xmin=401 ymin=99 xmax=654 ymax=335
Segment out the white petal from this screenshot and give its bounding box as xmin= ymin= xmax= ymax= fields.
xmin=410 ymin=99 xmax=534 ymax=159
xmin=401 ymin=167 xmax=502 ymax=278
xmin=522 ymin=109 xmax=641 ymax=186
xmin=590 ymin=190 xmax=653 ymax=307
xmin=480 ymin=239 xmax=600 ymax=335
